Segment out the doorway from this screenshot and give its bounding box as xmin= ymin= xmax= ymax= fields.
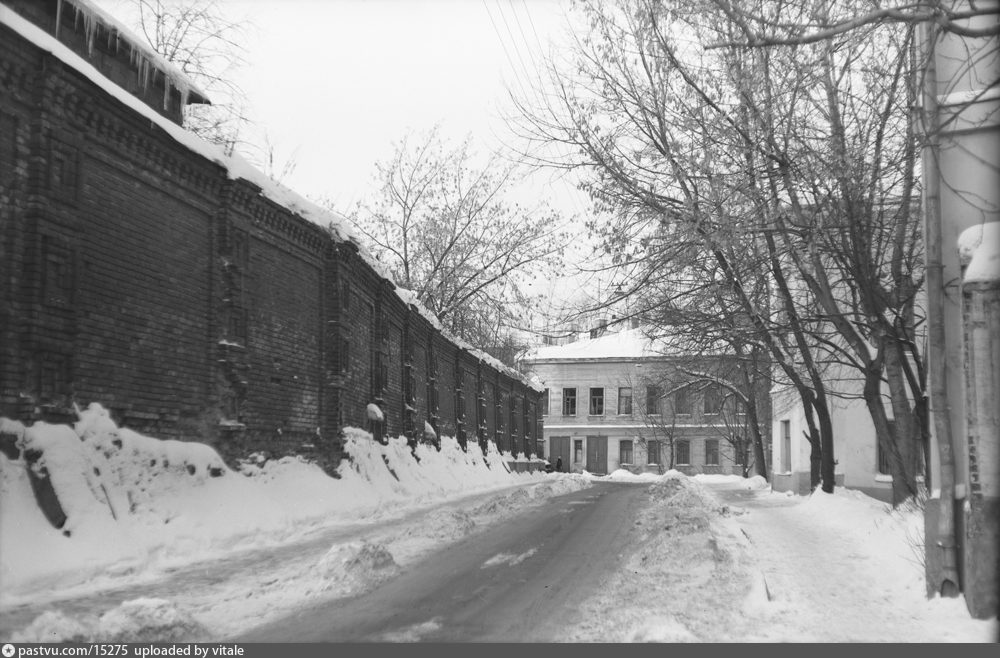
xmin=586 ymin=435 xmax=608 ymax=474
xmin=550 ymin=436 xmax=571 ymax=472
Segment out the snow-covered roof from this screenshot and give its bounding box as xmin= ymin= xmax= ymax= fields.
xmin=0 ymin=4 xmax=541 ymax=395
xmin=50 ymin=0 xmax=209 ymax=105
xmin=523 ymin=327 xmax=678 ymax=362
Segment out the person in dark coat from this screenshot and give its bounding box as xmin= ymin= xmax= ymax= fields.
xmin=555 ymin=456 xmax=563 ymax=472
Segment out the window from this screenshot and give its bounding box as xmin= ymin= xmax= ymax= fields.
xmin=562 ymin=388 xmax=577 ymax=416
xmin=617 ymin=387 xmax=633 ymax=415
xmin=574 ymin=439 xmax=583 ymax=463
xmin=705 ymin=439 xmax=719 ymax=466
xmin=675 ymin=440 xmax=690 ymax=465
xmin=620 ymin=440 xmax=633 ymax=465
xmin=781 ymin=420 xmax=791 ymax=472
xmin=736 ymin=399 xmax=747 ymax=417
xmin=542 ymin=389 xmax=549 ymax=416
xmin=647 ymin=440 xmax=660 ymax=465
xmin=877 ymin=419 xmax=896 ymax=475
xmin=645 ymin=385 xmax=661 ymax=415
xmin=589 ymin=387 xmax=604 ymax=415
xmin=674 ymin=387 xmax=692 ymax=415
xmin=877 ymin=440 xmax=892 ymax=476
xmin=703 ymin=386 xmax=723 ymax=416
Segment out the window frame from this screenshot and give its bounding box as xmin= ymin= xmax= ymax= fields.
xmin=781 ymin=419 xmax=791 ymax=472
xmin=617 ymin=386 xmax=633 ymax=415
xmin=562 ymin=387 xmax=577 ymax=416
xmin=674 ymin=386 xmax=692 ymax=416
xmin=589 ymin=387 xmax=605 ymax=416
xmin=705 ymin=439 xmax=720 ymax=466
xmin=645 ymin=384 xmax=661 ymax=416
xmin=647 ymin=439 xmax=660 ymax=465
xmin=703 ymin=385 xmax=723 ymax=417
xmin=619 ymin=439 xmax=633 ymax=465
xmin=675 ymin=439 xmax=691 ymax=466
xmin=877 ymin=419 xmax=895 ymax=475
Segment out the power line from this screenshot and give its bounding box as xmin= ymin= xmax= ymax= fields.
xmin=482 ymin=0 xmax=533 ymax=103
xmin=496 ymin=0 xmax=543 ymax=108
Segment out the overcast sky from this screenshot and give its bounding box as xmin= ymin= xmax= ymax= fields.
xmin=95 ymin=0 xmax=604 ymax=325
xmin=233 ymin=0 xmax=583 ymax=211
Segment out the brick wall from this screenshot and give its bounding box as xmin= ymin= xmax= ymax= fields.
xmin=0 ymin=20 xmax=544 ymax=472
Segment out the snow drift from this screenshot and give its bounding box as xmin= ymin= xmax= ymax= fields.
xmin=0 ymin=404 xmax=546 ymax=605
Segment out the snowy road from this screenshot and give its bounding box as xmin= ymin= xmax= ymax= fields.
xmin=235 ymin=481 xmax=651 ymax=642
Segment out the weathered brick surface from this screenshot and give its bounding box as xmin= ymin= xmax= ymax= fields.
xmin=0 ymin=19 xmax=544 ymax=472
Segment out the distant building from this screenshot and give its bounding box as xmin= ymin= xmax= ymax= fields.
xmin=770 ymin=370 xmax=907 ymax=503
xmin=521 ymin=326 xmax=756 ymax=476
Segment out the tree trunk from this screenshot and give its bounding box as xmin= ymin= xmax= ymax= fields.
xmin=864 ymin=362 xmax=917 ymax=506
xmin=815 ymin=397 xmax=836 ymax=494
xmin=801 ymin=394 xmax=823 ymax=491
xmin=885 ymin=339 xmax=920 ymax=501
xmin=745 ymin=397 xmax=769 ymax=481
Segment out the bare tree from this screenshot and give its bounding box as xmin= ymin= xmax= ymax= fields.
xmin=123 ymin=0 xmax=252 ymax=154
xmin=349 ymin=128 xmax=570 ymax=365
xmin=513 ymin=0 xmax=931 ymax=501
xmin=699 ymin=0 xmax=999 ymax=48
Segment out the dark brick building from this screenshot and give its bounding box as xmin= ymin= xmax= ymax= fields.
xmin=0 ymin=0 xmax=543 ymax=471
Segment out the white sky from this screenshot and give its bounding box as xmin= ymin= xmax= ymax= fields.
xmin=96 ymin=0 xmax=588 ymax=216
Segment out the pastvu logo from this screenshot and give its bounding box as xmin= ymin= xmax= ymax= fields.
xmin=2 ymin=643 xmax=15 ymax=657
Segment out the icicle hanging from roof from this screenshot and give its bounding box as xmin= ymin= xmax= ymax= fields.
xmin=51 ymin=0 xmax=207 ymax=109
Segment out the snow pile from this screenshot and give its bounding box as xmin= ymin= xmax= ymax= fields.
xmin=366 ymin=403 xmax=384 ymax=422
xmin=313 ymin=541 xmax=400 ymax=596
xmin=958 ymin=222 xmax=1000 ymax=284
xmin=0 ymin=406 xmax=546 ymax=607
xmin=12 ymin=598 xmax=208 ymax=643
xmin=694 ymin=472 xmax=768 ymax=490
xmin=561 ymin=475 xmax=750 ymax=642
xmin=601 ymin=468 xmax=663 ymax=482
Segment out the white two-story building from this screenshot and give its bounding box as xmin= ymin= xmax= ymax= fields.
xmin=521 ymin=327 xmax=753 ymax=476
